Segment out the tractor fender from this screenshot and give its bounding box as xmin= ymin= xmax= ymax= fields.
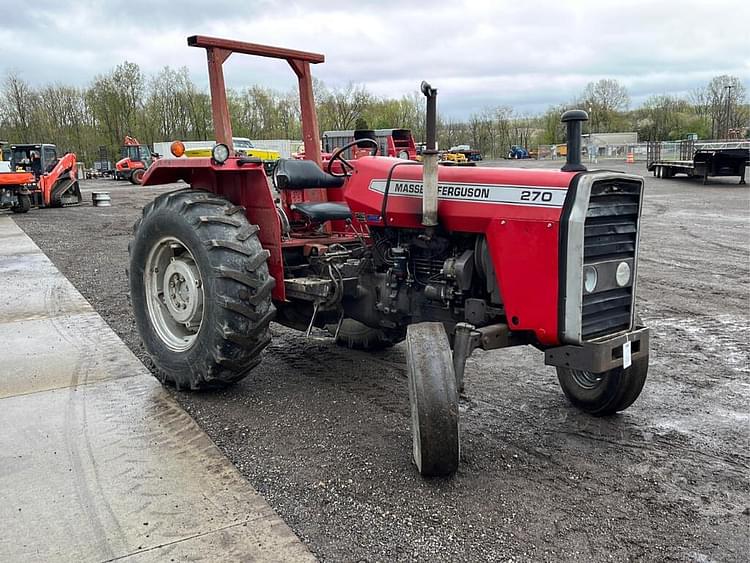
xmin=142 ymin=157 xmax=286 ymax=301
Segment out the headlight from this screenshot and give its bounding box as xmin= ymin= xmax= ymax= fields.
xmin=398 ymin=150 xmax=409 ymax=160
xmin=583 ymin=265 xmax=598 ymax=293
xmin=616 ymin=261 xmax=631 ymax=287
xmin=212 ymin=143 xmax=230 ymax=164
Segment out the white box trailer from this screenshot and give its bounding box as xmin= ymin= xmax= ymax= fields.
xmin=249 ymin=139 xmax=302 ymax=159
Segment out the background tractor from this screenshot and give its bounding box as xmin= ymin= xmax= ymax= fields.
xmin=129 ymin=36 xmax=650 ymax=477
xmin=115 ymin=136 xmax=157 ymax=184
xmin=507 ymin=144 xmax=530 ymax=159
xmin=0 ymin=143 xmax=81 ymax=211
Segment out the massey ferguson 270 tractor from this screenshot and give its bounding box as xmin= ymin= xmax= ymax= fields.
xmin=130 ymin=36 xmax=650 ymax=477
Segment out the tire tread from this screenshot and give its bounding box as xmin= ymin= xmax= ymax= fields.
xmin=129 ymin=188 xmax=275 ymax=390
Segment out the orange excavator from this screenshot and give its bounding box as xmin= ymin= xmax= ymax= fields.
xmin=115 ymin=136 xmax=157 ymax=184
xmin=0 ymin=143 xmax=81 ymax=212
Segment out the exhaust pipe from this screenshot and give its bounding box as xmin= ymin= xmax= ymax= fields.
xmin=421 ymin=81 xmax=439 ymax=227
xmin=561 ymin=109 xmax=589 ymax=172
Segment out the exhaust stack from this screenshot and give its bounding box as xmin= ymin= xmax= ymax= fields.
xmin=421 ymin=81 xmax=439 ymax=227
xmin=561 ymin=109 xmax=589 ymax=172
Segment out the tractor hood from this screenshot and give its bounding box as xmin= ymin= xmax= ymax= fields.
xmin=344 ymin=156 xmax=577 ymax=231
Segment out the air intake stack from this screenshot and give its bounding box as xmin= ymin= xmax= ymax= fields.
xmin=561 ymin=109 xmax=589 ymax=172
xmin=421 ymin=81 xmax=439 ymax=226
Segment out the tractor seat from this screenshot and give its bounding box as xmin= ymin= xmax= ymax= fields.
xmin=274 ymin=159 xmax=345 ymax=190
xmin=292 ymin=202 xmax=352 ymax=223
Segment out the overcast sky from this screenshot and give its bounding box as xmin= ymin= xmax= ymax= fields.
xmin=1 ymin=0 xmax=748 ymax=118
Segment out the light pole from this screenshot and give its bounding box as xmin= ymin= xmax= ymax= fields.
xmin=724 ymin=84 xmax=733 ymax=139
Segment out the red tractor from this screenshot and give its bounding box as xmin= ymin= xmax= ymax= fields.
xmin=115 ymin=136 xmax=156 ymax=184
xmin=129 ymin=36 xmax=650 ymax=477
xmin=0 ymin=143 xmax=81 ymax=212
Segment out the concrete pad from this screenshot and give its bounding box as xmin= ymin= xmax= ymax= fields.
xmin=0 ymin=312 xmax=142 ymax=398
xmin=0 ymin=217 xmax=315 ymax=562
xmin=0 ymin=252 xmax=91 ymax=323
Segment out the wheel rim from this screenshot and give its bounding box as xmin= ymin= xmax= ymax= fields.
xmin=569 ymin=369 xmax=605 ymax=390
xmin=144 ymin=236 xmax=204 ymax=352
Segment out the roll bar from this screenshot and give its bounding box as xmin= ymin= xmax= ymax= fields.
xmin=187 ymin=35 xmax=325 ymax=165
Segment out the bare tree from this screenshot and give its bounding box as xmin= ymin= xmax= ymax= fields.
xmin=692 ymin=75 xmax=747 ymax=138
xmin=1 ymin=72 xmax=37 ymax=138
xmin=317 ymin=82 xmax=374 ymax=131
xmin=579 ymin=79 xmax=630 ymax=132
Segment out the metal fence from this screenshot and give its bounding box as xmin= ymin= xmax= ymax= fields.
xmin=537 ymin=139 xmax=750 ymax=163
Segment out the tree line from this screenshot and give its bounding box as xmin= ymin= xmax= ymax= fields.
xmin=0 ymin=62 xmax=747 ymax=164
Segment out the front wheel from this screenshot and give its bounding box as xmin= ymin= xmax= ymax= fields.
xmin=129 ymin=189 xmax=275 ymax=389
xmin=11 ymin=194 xmax=31 ymax=213
xmin=130 ymin=168 xmax=145 ymax=184
xmin=407 ymin=322 xmax=460 ymax=477
xmin=556 ymin=355 xmax=648 ymax=416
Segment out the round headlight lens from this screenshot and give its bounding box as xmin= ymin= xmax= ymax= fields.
xmin=398 ymin=150 xmax=409 ymax=160
xmin=212 ymin=143 xmax=230 ymax=164
xmin=616 ymin=261 xmax=632 ymax=287
xmin=583 ymin=265 xmax=598 ymax=293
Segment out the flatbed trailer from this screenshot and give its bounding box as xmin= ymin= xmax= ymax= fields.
xmin=647 ymin=140 xmax=748 ymax=185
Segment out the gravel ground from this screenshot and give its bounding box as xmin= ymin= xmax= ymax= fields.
xmin=11 ymin=162 xmax=750 ymax=562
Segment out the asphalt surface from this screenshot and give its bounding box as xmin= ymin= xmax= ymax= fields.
xmin=11 ymin=161 xmax=750 ymax=562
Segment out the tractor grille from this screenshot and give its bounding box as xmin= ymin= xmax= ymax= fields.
xmin=581 ymin=179 xmax=642 ymax=340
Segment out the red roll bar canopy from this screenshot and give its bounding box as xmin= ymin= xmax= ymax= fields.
xmin=187 ymin=35 xmax=324 ymax=165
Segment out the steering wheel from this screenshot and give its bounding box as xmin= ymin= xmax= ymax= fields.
xmin=327 ymin=138 xmax=379 ymax=177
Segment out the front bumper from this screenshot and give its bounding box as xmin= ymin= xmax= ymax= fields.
xmin=544 ymin=326 xmax=649 ymax=373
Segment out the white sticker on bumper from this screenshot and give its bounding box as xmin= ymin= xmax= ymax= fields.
xmin=623 ymin=340 xmax=632 ymax=369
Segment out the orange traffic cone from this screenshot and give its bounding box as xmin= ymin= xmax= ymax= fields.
xmin=626 ymin=152 xmax=634 ymax=164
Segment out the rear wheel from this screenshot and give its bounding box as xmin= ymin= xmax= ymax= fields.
xmin=556 ymin=355 xmax=649 ymax=416
xmin=131 ymin=168 xmax=145 ymax=184
xmin=407 ymin=322 xmax=460 ymax=477
xmin=129 ymin=188 xmax=275 ymax=389
xmin=11 ymin=194 xmax=31 ymax=213
xmin=331 ymin=319 xmax=405 ymax=350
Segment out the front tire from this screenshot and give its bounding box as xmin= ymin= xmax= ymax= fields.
xmin=12 ymin=194 xmax=31 ymax=213
xmin=129 ymin=189 xmax=275 ymax=389
xmin=556 ymin=355 xmax=648 ymax=416
xmin=407 ymin=322 xmax=460 ymax=477
xmin=131 ymin=168 xmax=145 ymax=184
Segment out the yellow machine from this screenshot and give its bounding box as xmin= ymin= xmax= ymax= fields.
xmin=184 ymin=146 xmax=281 ymax=161
xmin=441 ymin=151 xmax=468 ymax=163
xmin=184 ymin=138 xmax=280 ymax=174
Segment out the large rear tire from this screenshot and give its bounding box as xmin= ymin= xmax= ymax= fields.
xmin=331 ymin=319 xmax=405 ymax=350
xmin=556 ymin=355 xmax=649 ymax=416
xmin=129 ymin=189 xmax=275 ymax=389
xmin=407 ymin=322 xmax=460 ymax=477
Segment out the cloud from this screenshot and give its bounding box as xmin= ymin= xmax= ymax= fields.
xmin=0 ymin=0 xmax=748 ymax=117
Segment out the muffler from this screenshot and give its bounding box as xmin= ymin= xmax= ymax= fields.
xmin=561 ymin=109 xmax=589 ymax=172
xmin=420 ymin=81 xmax=439 ymax=227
